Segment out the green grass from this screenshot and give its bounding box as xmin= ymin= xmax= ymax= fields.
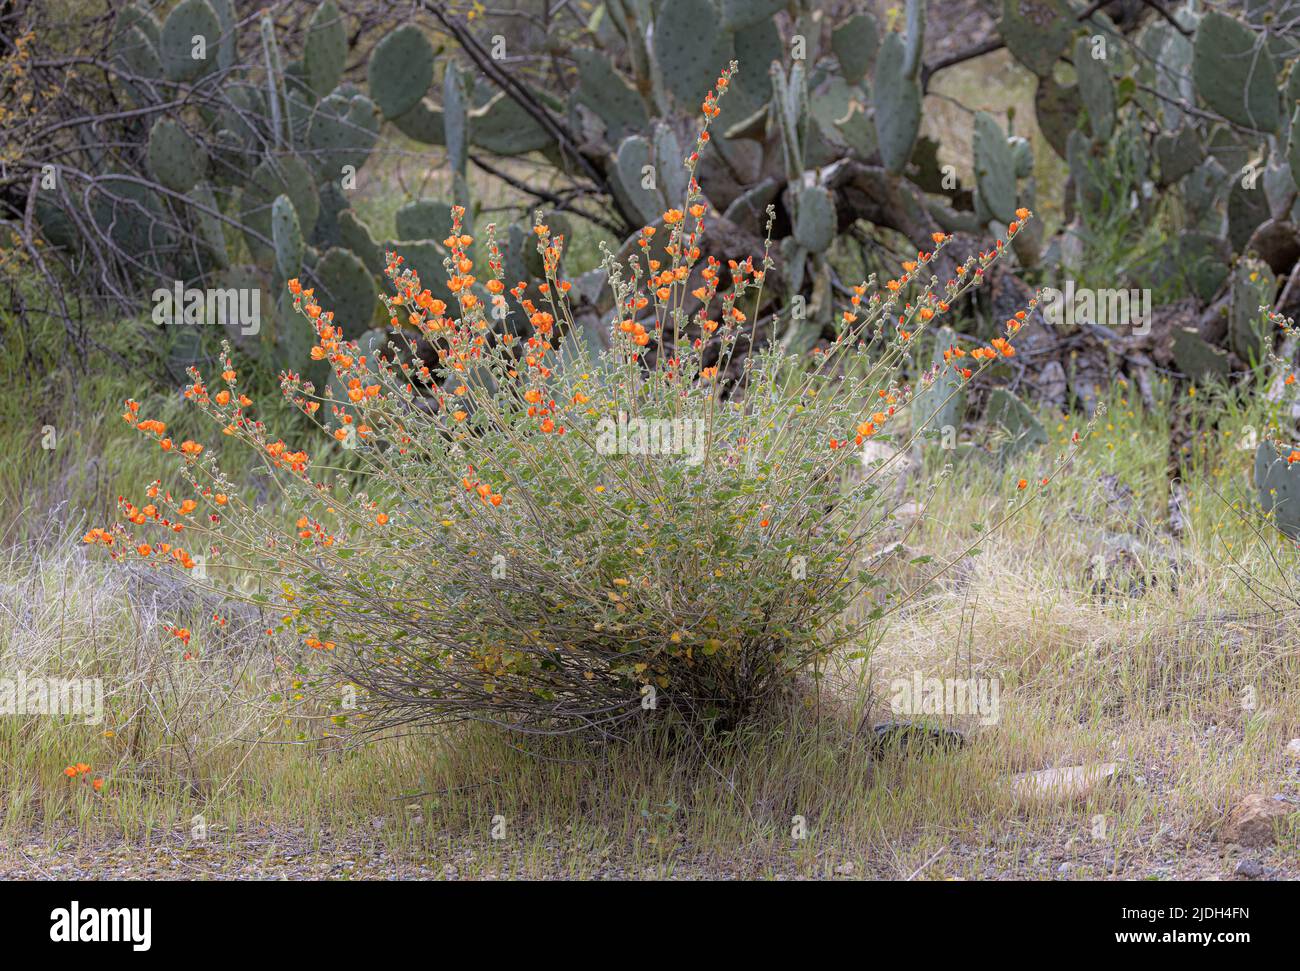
xmin=3 ymin=314 xmax=1298 ymax=877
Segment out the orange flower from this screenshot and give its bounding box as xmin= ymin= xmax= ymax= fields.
xmin=376 ymin=513 xmax=389 ymax=526
xmin=1017 ymin=478 xmax=1027 ymax=490
xmin=92 ymin=778 xmax=104 ymax=792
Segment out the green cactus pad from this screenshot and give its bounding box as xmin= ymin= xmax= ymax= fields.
xmin=147 ymin=118 xmax=207 ymax=193
xmin=271 ymin=193 xmax=304 ymax=280
xmin=469 ymin=92 xmax=553 ymax=155
xmin=187 ymin=182 xmax=228 ymax=268
xmin=720 ymin=0 xmax=785 ymax=30
xmin=973 ymin=112 xmax=1017 ymax=223
xmin=304 ymin=0 xmax=347 ymax=98
xmin=159 ymin=0 xmax=220 ymax=83
xmin=999 ymin=0 xmax=1074 ymax=79
xmin=1227 ymin=257 xmax=1275 ymax=362
xmin=1034 ymin=76 xmax=1081 ymax=161
xmin=395 ymin=200 xmax=455 ymax=244
xmin=315 ymin=246 xmax=379 ymax=339
xmin=914 ymin=328 xmax=966 ymax=440
xmin=609 ymin=135 xmax=663 ymax=227
xmin=721 ymin=177 xmax=780 ymax=232
xmin=308 ymin=90 xmax=381 ymax=179
xmin=114 ymin=4 xmax=161 ymax=47
xmin=90 ymin=176 xmax=169 ymax=255
xmin=338 ymin=210 xmax=384 ymax=275
xmin=1155 ymin=124 xmax=1203 ymax=184
xmin=240 ymin=155 xmax=320 ymax=263
xmin=832 ymin=12 xmax=880 ymax=85
xmin=367 ymin=25 xmax=434 ymax=119
xmin=207 ymin=0 xmax=235 ymax=72
xmin=653 ymin=122 xmax=687 ymax=208
xmin=573 ymin=49 xmax=649 ymax=141
xmin=110 ymin=25 xmax=162 ymax=105
xmin=873 ymin=32 xmax=921 ymax=174
xmin=1074 ymin=36 xmax=1116 ymax=141
xmin=1172 ymin=326 xmax=1230 ymax=381
xmin=443 ymin=63 xmax=469 ymax=175
xmin=792 ymin=184 xmax=836 ymax=253
xmin=1255 ymin=440 xmax=1300 ymax=538
xmin=1192 ymin=11 xmax=1278 ymax=133
xmin=653 ymin=0 xmax=729 ymax=110
xmin=390 ymin=98 xmax=445 ymax=144
xmin=986 ymin=388 xmax=1048 ymax=463
xmin=1227 ymin=178 xmax=1270 ymax=254
xmin=1288 ymin=106 xmax=1300 ymax=193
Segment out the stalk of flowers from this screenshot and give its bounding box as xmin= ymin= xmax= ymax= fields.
xmin=89 ymin=65 xmax=1079 ymax=736
xmin=1264 ymin=308 xmax=1300 ymax=467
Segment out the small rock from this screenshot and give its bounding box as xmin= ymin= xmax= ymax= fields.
xmin=833 ymin=861 xmax=855 ymax=876
xmin=892 ymin=501 xmax=924 ymax=526
xmin=1011 ymin=763 xmax=1120 ymax=803
xmin=1234 ymin=858 xmax=1264 ymax=879
xmin=1285 ymin=738 xmax=1300 ymax=759
xmin=1218 ymin=794 xmax=1294 ymax=848
xmin=869 ymin=720 xmax=966 ymax=754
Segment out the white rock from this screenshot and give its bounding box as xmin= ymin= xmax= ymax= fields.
xmin=1011 ymin=763 xmax=1120 ymax=803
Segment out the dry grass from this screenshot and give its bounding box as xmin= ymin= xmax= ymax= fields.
xmin=2 ymin=373 xmax=1298 ymax=880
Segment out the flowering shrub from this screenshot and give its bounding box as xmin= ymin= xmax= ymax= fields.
xmin=90 ymin=68 xmax=1044 ymax=737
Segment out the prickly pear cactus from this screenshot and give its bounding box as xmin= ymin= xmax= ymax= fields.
xmin=792 ymin=184 xmax=836 ymax=253
xmin=308 ymin=90 xmax=381 ymax=179
xmin=1000 ymin=0 xmax=1074 ymax=79
xmin=1073 ymin=36 xmax=1115 ymax=142
xmin=147 ymin=118 xmax=207 ymax=193
xmin=368 ymin=25 xmax=434 ymax=119
xmin=914 ymin=328 xmax=966 ymax=443
xmin=1192 ymin=11 xmax=1278 ymax=133
xmin=271 ymin=194 xmax=304 ymax=281
xmin=972 ymin=112 xmax=1016 ymax=224
xmin=831 ymin=12 xmax=879 ymax=86
xmin=315 ymin=247 xmax=378 ymax=339
xmin=1255 ymin=440 xmax=1300 ymax=538
xmin=304 ymin=0 xmax=346 ymax=98
xmin=469 ymin=92 xmax=552 ymax=155
xmin=653 ymin=0 xmax=729 ymax=110
xmin=872 ymin=30 xmax=921 ymax=174
xmin=986 ymin=388 xmax=1048 ymax=465
xmin=609 ymin=135 xmax=663 ymax=227
xmin=1227 ymin=258 xmax=1276 ymax=363
xmin=159 ymin=0 xmax=220 ymax=83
